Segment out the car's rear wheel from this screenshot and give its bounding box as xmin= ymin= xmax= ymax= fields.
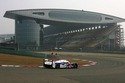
xmin=72 ymin=63 xmax=78 ymax=68
xmin=55 ymin=63 xmax=60 ymax=69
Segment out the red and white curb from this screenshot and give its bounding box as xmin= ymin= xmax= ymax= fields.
xmin=73 ymin=58 xmax=97 ymax=67
xmin=0 ymin=59 xmax=97 ymax=68
xmin=0 ymin=63 xmax=97 ymax=68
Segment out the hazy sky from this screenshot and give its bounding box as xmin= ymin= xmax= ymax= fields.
xmin=0 ymin=0 xmax=125 ymax=34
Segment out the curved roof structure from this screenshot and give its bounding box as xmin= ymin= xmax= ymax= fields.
xmin=4 ymin=9 xmax=125 ymax=25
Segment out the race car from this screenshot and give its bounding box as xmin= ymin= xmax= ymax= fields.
xmin=43 ymin=59 xmax=78 ymax=69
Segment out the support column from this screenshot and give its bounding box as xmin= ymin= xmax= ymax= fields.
xmin=39 ymin=24 xmax=44 ymax=50
xmin=34 ymin=19 xmax=44 ymax=50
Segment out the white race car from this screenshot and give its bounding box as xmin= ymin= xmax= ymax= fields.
xmin=43 ymin=59 xmax=78 ymax=69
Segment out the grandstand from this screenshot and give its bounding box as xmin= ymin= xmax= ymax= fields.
xmin=3 ymin=9 xmax=125 ymax=51
xmin=43 ymin=24 xmax=124 ymax=51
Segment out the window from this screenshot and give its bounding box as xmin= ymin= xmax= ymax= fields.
xmin=105 ymin=17 xmax=113 ymax=20
xmin=33 ymin=12 xmax=45 ymax=16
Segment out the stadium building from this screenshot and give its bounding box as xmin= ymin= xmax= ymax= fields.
xmin=4 ymin=9 xmax=125 ymax=51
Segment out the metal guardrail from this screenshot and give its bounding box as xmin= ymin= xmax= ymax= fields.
xmin=0 ymin=48 xmax=51 ymax=58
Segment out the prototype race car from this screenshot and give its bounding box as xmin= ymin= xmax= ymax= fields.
xmin=43 ymin=59 xmax=78 ymax=69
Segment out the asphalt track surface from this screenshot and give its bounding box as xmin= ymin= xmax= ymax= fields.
xmin=0 ymin=52 xmax=125 ymax=83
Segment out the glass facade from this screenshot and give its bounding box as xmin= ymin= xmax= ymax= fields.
xmin=49 ymin=11 xmax=102 ymax=22
xmin=15 ymin=19 xmax=41 ymax=50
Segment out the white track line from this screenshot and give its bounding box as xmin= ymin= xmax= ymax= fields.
xmin=0 ymin=65 xmax=43 ymax=68
xmin=38 ymin=66 xmax=44 ymax=68
xmin=82 ymin=61 xmax=97 ymax=67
